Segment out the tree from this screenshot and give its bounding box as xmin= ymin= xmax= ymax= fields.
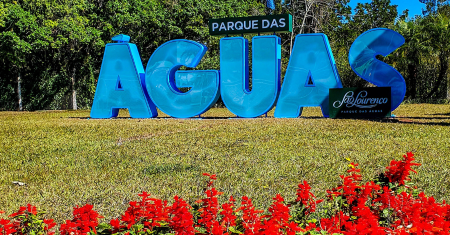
xmin=422 ymin=13 xmax=450 ymax=99
xmin=278 ymin=0 xmax=338 ymax=54
xmin=420 ymin=0 xmax=450 ymax=15
xmin=395 ymin=18 xmax=431 ymax=99
xmin=350 ymin=0 xmax=397 ymax=33
xmin=0 ymin=2 xmax=6 ymax=27
xmin=0 ymin=1 xmax=50 ymax=111
xmin=0 ymin=0 xmax=265 ymax=110
xmin=326 ymin=0 xmax=399 ymax=88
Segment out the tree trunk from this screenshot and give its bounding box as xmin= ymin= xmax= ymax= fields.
xmin=407 ymin=63 xmax=417 ymax=99
xmin=299 ymin=0 xmax=310 ymax=34
xmin=290 ymin=24 xmax=294 ymax=55
xmin=447 ymin=70 xmax=450 ymax=101
xmin=289 ymin=0 xmax=296 ymax=55
xmin=71 ymin=68 xmax=77 ymax=110
xmin=17 ymin=72 xmax=23 ymax=111
xmin=426 ymin=53 xmax=448 ymax=99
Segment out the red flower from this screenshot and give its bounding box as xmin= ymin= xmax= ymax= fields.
xmin=43 ymin=219 xmax=56 ymax=230
xmin=202 ymin=173 xmax=217 ymax=180
xmin=60 ymin=204 xmax=103 ymax=235
xmin=220 ymin=196 xmax=237 ymax=229
xmin=384 ymin=152 xmax=421 ymax=185
xmin=210 ymin=220 xmax=226 ymax=235
xmin=304 ymin=222 xmax=317 ymax=231
xmin=327 ymin=162 xmax=362 ymax=207
xmin=168 ymin=195 xmax=195 ymax=235
xmin=118 ymin=191 xmax=169 ymax=232
xmin=0 ymin=218 xmax=16 ymax=235
xmin=202 ymin=173 xmax=217 ymax=187
xmin=109 ymin=218 xmax=123 ymax=233
xmin=3 ymin=153 xmax=444 ymax=235
xmin=237 ymin=196 xmax=263 ymax=235
xmin=196 ymin=187 xmax=222 ymax=233
xmin=296 ymin=181 xmax=323 ymax=215
xmin=320 ymin=211 xmax=350 ymax=234
xmin=8 ymin=207 xmax=26 ymax=218
xmin=26 ymin=204 xmax=37 ymax=216
xmin=260 ymin=194 xmax=291 ymax=234
xmin=285 ymin=221 xmax=302 ymax=235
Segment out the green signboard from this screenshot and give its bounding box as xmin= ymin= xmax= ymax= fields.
xmin=329 ymin=87 xmax=392 ymax=119
xmin=209 ymin=14 xmax=292 ymax=36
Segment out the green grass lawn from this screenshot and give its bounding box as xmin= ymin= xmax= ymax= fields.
xmin=1 ymin=104 xmax=450 ymax=223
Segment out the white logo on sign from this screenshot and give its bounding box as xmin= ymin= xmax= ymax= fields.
xmin=333 ymin=90 xmax=389 ymax=109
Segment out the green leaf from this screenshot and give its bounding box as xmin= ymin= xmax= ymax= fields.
xmin=195 ymin=227 xmax=207 ymax=234
xmin=228 ymin=226 xmax=243 ymax=234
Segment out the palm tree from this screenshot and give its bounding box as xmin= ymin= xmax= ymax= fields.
xmin=395 ymin=17 xmax=431 ymax=99
xmin=423 ymin=13 xmax=450 ymax=99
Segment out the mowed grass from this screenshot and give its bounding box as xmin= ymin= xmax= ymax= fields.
xmin=1 ymin=104 xmax=450 ymax=223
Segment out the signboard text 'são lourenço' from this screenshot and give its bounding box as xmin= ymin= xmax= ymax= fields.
xmin=329 ymin=87 xmax=392 ymax=118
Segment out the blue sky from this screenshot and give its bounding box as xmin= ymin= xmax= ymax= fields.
xmin=349 ymin=0 xmax=427 ymax=17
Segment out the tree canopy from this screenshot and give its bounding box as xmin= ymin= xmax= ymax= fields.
xmin=0 ymin=0 xmax=449 ymax=111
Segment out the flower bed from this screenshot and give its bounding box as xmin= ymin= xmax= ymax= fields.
xmin=2 ymin=152 xmax=449 ymax=235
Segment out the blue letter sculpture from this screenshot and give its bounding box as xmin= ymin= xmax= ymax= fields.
xmin=91 ymin=29 xmax=406 ymax=119
xmin=349 ymin=28 xmax=406 ymax=111
xmin=145 ymin=40 xmax=220 ymax=118
xmin=274 ymin=34 xmax=342 ymax=118
xmin=220 ymin=36 xmax=281 ymax=118
xmin=91 ymin=35 xmax=157 ymax=118
xmin=145 ymin=39 xmax=219 ymax=118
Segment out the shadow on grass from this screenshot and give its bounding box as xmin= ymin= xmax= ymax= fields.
xmin=394 ymin=116 xmax=450 ymax=120
xmin=370 ymin=118 xmax=450 ymax=127
xmin=68 ymin=116 xmax=327 ymax=120
xmin=66 ymin=116 xmax=449 ymax=126
xmin=431 ymin=112 xmax=450 ymax=116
